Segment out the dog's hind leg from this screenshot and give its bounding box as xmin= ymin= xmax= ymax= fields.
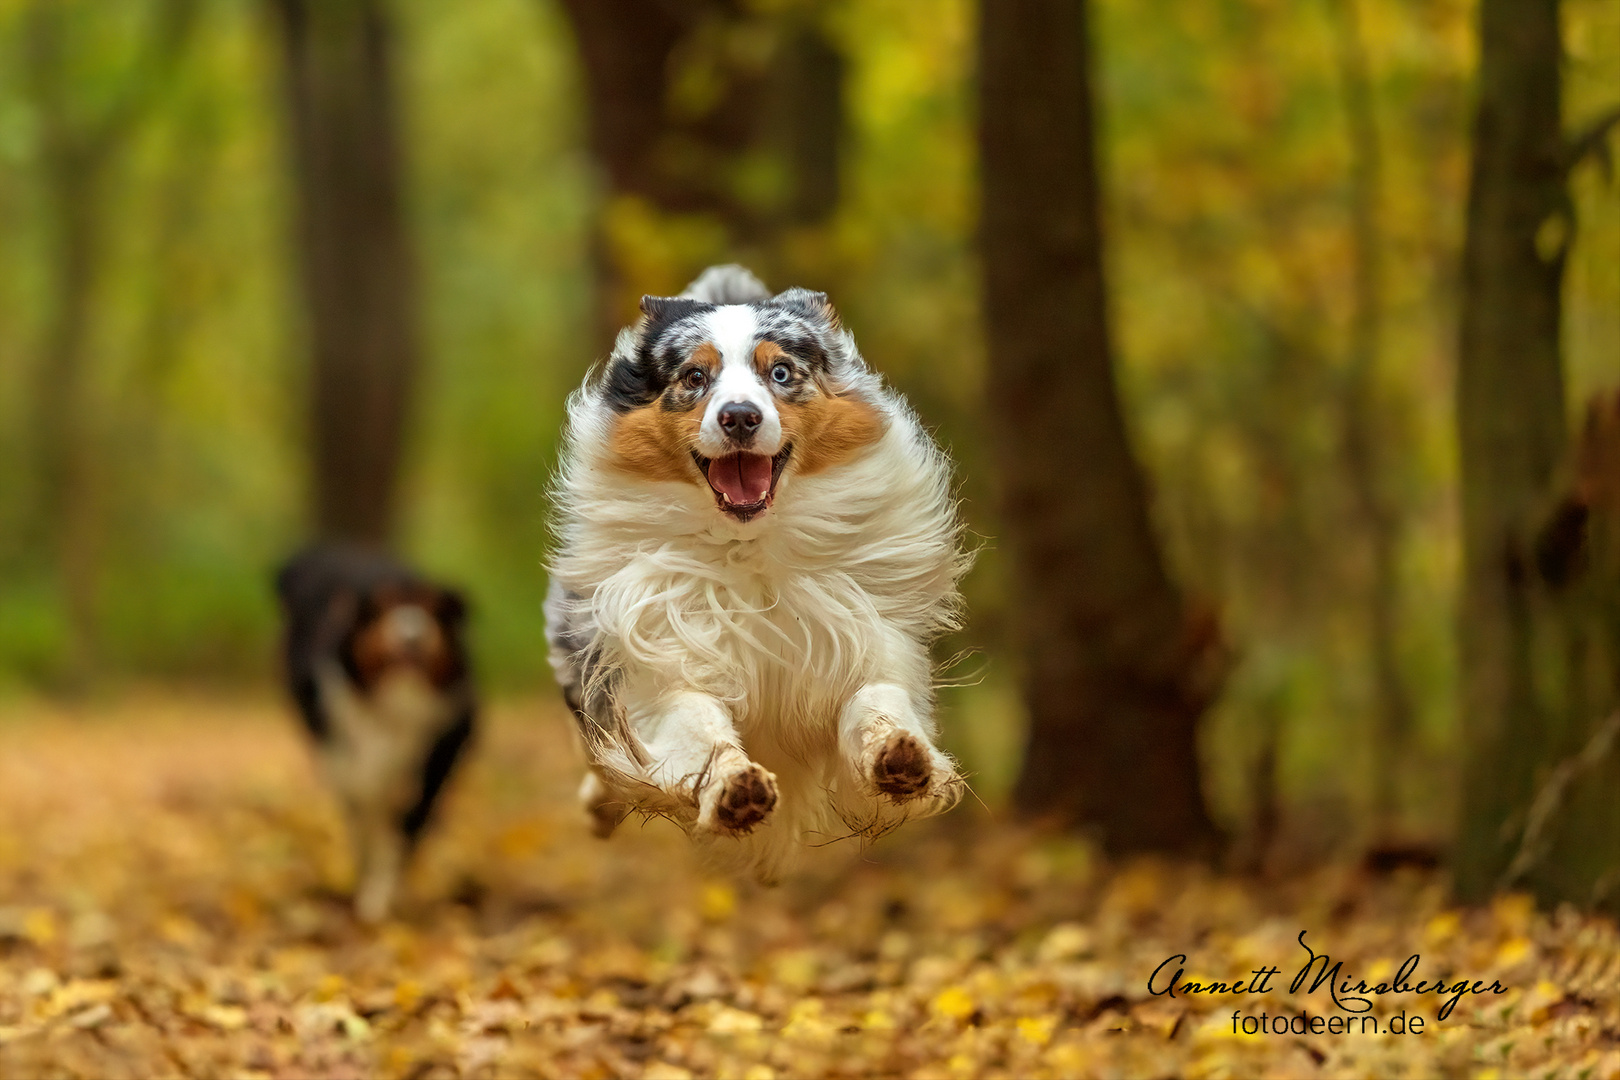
xmin=838 ymin=683 xmax=963 ymax=819
xmin=634 ymin=690 xmax=778 ymax=837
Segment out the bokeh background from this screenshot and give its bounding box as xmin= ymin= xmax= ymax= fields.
xmin=0 ymin=0 xmax=1615 ymax=854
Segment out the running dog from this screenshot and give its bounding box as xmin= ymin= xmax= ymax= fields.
xmin=545 ymin=265 xmax=969 ymax=882
xmin=275 ymin=545 xmax=475 ymax=922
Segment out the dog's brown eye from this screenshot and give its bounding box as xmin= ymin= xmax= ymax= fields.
xmin=685 ymin=368 xmax=708 ymax=391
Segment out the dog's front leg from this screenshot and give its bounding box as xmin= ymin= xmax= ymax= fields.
xmin=839 ymin=683 xmax=962 ymax=815
xmin=636 ymin=690 xmax=778 ymax=836
xmin=344 ymin=800 xmax=406 ymax=924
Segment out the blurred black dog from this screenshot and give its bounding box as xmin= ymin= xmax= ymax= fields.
xmin=275 ymin=545 xmax=476 ymax=922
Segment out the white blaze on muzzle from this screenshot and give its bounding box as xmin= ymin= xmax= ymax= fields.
xmin=380 ymin=604 xmax=436 ymax=650
xmin=696 ymin=305 xmax=783 ymax=457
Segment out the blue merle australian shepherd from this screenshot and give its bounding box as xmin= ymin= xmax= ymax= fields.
xmin=545 ymin=265 xmax=970 ymax=882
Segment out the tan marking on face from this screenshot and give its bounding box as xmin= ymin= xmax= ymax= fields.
xmin=607 ymin=342 xmax=717 ymax=485
xmin=753 ymin=340 xmax=791 ymax=376
xmin=351 ymin=586 xmax=455 ymax=689
xmin=609 ymin=403 xmax=704 ymax=483
xmin=691 ymin=341 xmax=722 ymax=371
xmin=779 ymin=389 xmax=886 ymax=476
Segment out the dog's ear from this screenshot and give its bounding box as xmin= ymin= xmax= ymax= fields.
xmin=356 ymin=583 xmax=392 ymax=627
xmin=436 ymin=588 xmax=469 ymax=629
xmin=273 ymin=558 xmax=302 ymax=606
xmin=318 ymin=586 xmax=360 ymax=650
xmin=639 ymin=296 xmax=708 ymax=329
xmin=770 ymin=287 xmax=838 ymax=327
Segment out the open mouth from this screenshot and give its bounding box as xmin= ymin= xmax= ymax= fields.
xmin=692 ymin=445 xmax=793 ymax=522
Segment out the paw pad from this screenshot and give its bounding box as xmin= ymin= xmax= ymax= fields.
xmin=715 ymin=765 xmax=778 ymax=834
xmin=873 ymin=731 xmax=933 ymax=799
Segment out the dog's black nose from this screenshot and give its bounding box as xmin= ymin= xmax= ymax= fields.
xmin=718 ymin=401 xmax=762 ymax=438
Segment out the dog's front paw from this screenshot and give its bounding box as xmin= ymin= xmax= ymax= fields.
xmin=699 ymin=763 xmax=778 ymax=835
xmin=871 ymin=730 xmax=935 ymax=799
xmin=859 ymin=727 xmax=961 ymax=812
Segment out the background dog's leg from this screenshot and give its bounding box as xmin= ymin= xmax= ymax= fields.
xmin=353 ymin=814 xmax=406 ymax=924
xmin=635 ymin=691 xmax=778 ymax=836
xmin=341 ymin=798 xmax=403 ymax=923
xmin=839 ymin=683 xmax=962 ymax=815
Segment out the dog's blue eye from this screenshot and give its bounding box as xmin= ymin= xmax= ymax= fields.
xmin=771 ymin=363 xmax=792 ymax=385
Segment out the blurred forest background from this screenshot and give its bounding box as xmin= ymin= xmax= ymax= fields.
xmin=0 ymin=0 xmax=1615 ymax=873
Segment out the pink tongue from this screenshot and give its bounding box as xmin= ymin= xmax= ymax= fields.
xmin=710 ymin=453 xmax=773 ymax=505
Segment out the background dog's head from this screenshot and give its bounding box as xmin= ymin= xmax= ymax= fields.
xmin=277 ymin=546 xmax=470 ymax=693
xmin=591 ymin=277 xmax=886 ymax=523
xmin=345 ymin=581 xmax=467 ymax=691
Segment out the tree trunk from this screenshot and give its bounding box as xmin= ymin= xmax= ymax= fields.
xmin=1499 ymin=391 xmax=1620 ymax=912
xmin=1331 ymin=0 xmax=1414 ymax=838
xmin=269 ymin=0 xmax=419 ymax=547
xmin=24 ymin=0 xmax=196 ymax=688
xmin=1452 ymin=0 xmax=1574 ymax=902
xmin=978 ymin=0 xmax=1223 ymax=854
xmin=555 ymin=0 xmax=843 ymax=343
xmin=33 ymin=159 xmax=102 ymax=689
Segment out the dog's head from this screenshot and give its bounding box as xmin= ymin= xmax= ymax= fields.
xmin=343 ymin=581 xmax=467 ymax=691
xmin=276 ymin=545 xmax=473 ymax=702
xmin=594 ymin=283 xmax=885 ymax=523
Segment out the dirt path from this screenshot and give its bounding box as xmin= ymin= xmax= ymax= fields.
xmin=0 ymin=694 xmax=1613 ymax=1078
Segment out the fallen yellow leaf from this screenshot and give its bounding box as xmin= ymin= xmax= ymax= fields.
xmin=932 ymin=985 xmax=976 ymax=1021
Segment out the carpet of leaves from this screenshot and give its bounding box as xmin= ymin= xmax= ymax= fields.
xmin=0 ymin=694 xmax=1617 ymax=1079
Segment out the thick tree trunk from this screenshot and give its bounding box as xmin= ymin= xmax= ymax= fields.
xmin=1452 ymin=0 xmax=1573 ymax=902
xmin=269 ymin=0 xmax=419 ymax=547
xmin=558 ymin=0 xmax=750 ymax=218
xmin=555 ymin=0 xmax=843 ymax=343
xmin=1503 ymin=392 xmax=1620 ymax=912
xmin=978 ymin=0 xmax=1223 ymax=853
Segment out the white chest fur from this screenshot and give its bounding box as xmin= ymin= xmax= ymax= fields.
xmin=315 ymin=663 xmax=453 ymax=813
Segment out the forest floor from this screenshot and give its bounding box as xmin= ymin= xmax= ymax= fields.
xmin=0 ymin=693 xmax=1615 ymax=1080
